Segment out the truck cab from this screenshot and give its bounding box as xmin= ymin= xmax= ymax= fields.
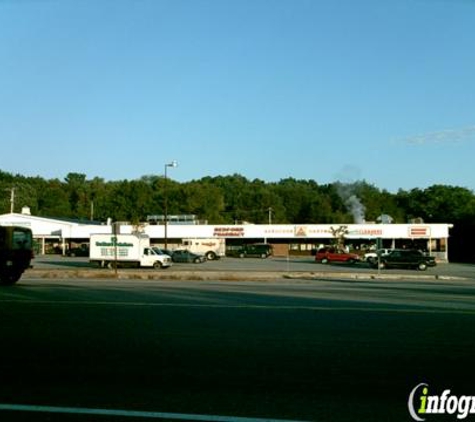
xmin=0 ymin=225 xmax=34 ymax=285
xmin=142 ymin=247 xmax=173 ymax=268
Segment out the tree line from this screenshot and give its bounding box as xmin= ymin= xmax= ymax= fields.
xmin=2 ymin=170 xmax=475 ymax=261
xmin=2 ymin=170 xmax=475 ymax=227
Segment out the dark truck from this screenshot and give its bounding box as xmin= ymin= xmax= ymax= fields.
xmin=0 ymin=225 xmax=34 ymax=285
xmin=372 ymin=249 xmax=436 ymax=271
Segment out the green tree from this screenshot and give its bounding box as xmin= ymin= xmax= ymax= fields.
xmin=37 ymin=179 xmax=71 ymax=217
xmin=397 ymin=185 xmax=475 ymax=224
xmin=64 ymin=172 xmax=90 ymax=218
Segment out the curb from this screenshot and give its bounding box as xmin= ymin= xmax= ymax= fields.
xmin=23 ymin=269 xmax=468 ymax=282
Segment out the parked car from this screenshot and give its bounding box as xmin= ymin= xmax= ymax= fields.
xmin=66 ymin=244 xmax=89 ymax=257
xmin=371 ymin=249 xmax=436 ymax=271
xmin=315 ymin=247 xmax=361 ymax=264
xmin=171 ymin=249 xmax=206 ymax=263
xmin=152 ymin=247 xmax=173 ymax=257
xmin=228 ymin=243 xmax=273 ymax=258
xmin=363 ymin=248 xmax=392 ymax=263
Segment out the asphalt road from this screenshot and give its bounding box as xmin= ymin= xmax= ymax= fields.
xmin=1 ymin=276 xmax=475 ymax=421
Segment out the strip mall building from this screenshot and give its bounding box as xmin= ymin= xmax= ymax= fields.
xmin=0 ymin=211 xmax=453 ymax=261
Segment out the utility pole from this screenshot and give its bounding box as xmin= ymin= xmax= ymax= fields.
xmin=10 ymin=188 xmax=14 ymax=213
xmin=264 ymin=207 xmax=273 ymax=244
xmin=164 ymin=160 xmax=178 ymax=249
xmin=5 ymin=187 xmax=15 ymax=213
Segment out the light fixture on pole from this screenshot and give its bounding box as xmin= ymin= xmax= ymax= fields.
xmin=164 ymin=160 xmax=178 ymax=249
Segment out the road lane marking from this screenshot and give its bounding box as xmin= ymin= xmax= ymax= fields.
xmin=0 ymin=404 xmax=308 ymax=422
xmin=0 ymin=298 xmax=475 ymax=314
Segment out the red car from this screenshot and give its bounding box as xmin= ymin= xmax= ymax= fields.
xmin=315 ymin=247 xmax=361 ymax=264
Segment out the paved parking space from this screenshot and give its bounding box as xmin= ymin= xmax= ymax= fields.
xmin=28 ymin=255 xmax=475 ymax=281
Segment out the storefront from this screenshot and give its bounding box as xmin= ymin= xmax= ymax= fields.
xmin=0 ymin=212 xmax=453 ymax=262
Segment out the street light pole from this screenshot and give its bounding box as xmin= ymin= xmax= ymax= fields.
xmin=164 ymin=160 xmax=178 ymax=249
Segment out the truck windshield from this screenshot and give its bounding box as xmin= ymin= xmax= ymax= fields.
xmin=12 ymin=229 xmax=32 ymax=250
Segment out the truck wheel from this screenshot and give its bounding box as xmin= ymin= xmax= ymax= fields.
xmin=206 ymin=251 xmax=216 ymax=260
xmin=107 ymin=261 xmax=117 ymax=270
xmin=260 ymin=253 xmax=267 ymax=259
xmin=0 ymin=272 xmax=21 ymax=286
xmin=239 ymin=253 xmax=245 ymax=258
xmin=153 ymin=261 xmax=162 ymax=269
xmin=321 ymin=258 xmax=329 ymax=264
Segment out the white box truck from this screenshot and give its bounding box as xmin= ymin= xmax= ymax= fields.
xmin=90 ymin=233 xmax=172 ymax=269
xmin=181 ymin=238 xmax=225 ymax=260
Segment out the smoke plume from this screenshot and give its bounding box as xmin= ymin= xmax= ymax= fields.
xmin=335 ymin=182 xmax=366 ymax=224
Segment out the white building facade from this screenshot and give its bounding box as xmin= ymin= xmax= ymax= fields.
xmin=0 ymin=212 xmax=452 ymax=261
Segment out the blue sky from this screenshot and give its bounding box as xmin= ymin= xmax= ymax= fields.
xmin=1 ymin=0 xmax=474 ymax=192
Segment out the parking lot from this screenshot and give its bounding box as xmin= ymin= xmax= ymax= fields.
xmin=27 ymin=254 xmax=475 ymax=280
